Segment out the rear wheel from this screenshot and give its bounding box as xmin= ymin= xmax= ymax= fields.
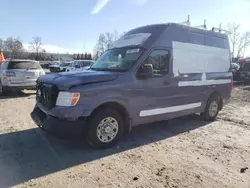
xmin=202 ymin=94 xmax=220 ymax=121
xmin=85 ymin=109 xmax=124 ymax=149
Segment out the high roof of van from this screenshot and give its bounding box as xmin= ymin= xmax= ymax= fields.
xmin=128 ymin=23 xmax=228 ymax=39
xmin=110 ymin=22 xmax=230 ymax=50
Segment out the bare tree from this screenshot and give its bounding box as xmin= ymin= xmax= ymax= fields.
xmin=227 ymin=23 xmax=240 ymax=58
xmin=104 ymin=32 xmax=114 ymax=49
xmin=77 ymin=53 xmax=80 ymax=60
xmin=87 ymin=53 xmax=92 ymax=60
xmin=227 ymin=23 xmax=250 ymax=58
xmin=237 ymin=32 xmax=250 ymax=58
xmin=81 ymin=53 xmax=84 ymax=60
xmin=29 ymin=36 xmax=43 ymax=58
xmin=0 ymin=38 xmax=4 ymax=51
xmin=113 ymin=30 xmax=120 ymax=41
xmin=93 ymin=33 xmax=106 ymax=59
xmin=4 ymin=37 xmax=24 ymax=58
xmin=93 ymin=31 xmax=122 ymax=60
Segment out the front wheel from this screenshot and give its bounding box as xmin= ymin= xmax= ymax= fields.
xmin=85 ymin=109 xmax=125 ymax=149
xmin=202 ymin=94 xmax=220 ymax=121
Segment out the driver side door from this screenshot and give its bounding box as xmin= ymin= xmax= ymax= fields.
xmin=132 ymin=49 xmax=174 ymax=125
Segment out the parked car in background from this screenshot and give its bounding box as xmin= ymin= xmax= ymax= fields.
xmin=49 ymin=62 xmax=60 ymax=72
xmin=0 ymin=59 xmax=45 ymax=95
xmin=232 ymin=62 xmax=240 ymax=81
xmin=49 ymin=62 xmax=72 ymax=73
xmin=239 ymin=62 xmax=250 ymax=84
xmin=49 ymin=62 xmax=71 ymax=73
xmin=39 ymin=61 xmax=53 ymax=69
xmin=237 ymin=57 xmax=250 ymax=67
xmin=65 ymin=60 xmax=94 ymax=72
xmin=31 ymin=23 xmax=232 ymax=149
xmin=59 ymin=62 xmax=73 ymax=72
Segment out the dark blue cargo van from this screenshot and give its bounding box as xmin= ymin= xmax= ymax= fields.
xmin=31 ymin=23 xmax=232 ymax=149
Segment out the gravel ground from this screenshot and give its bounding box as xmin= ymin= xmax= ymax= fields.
xmin=0 ymin=86 xmax=249 ymax=188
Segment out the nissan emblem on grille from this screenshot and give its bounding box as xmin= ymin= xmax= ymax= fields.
xmin=36 ymin=83 xmax=58 ymax=109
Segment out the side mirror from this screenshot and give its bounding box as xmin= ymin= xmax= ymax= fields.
xmin=137 ymin=64 xmax=153 ymax=79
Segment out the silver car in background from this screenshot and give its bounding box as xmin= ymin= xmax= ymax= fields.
xmin=0 ymin=59 xmax=45 ymax=95
xmin=65 ymin=60 xmax=94 ymax=72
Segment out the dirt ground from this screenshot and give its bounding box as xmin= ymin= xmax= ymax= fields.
xmin=0 ymin=86 xmax=249 ymax=188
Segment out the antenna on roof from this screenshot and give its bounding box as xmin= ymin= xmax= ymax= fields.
xmin=179 ymin=15 xmax=190 ymax=26
xmin=195 ymin=19 xmax=207 ymax=29
xmin=212 ymin=23 xmax=231 ymax=34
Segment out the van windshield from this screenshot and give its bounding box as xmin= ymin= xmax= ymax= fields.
xmin=91 ymin=48 xmax=144 ymax=72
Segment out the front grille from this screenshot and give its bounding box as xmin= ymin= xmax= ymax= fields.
xmin=36 ymin=82 xmax=59 ymax=109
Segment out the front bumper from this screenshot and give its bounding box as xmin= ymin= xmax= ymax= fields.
xmin=4 ymin=85 xmax=36 ymax=90
xmin=2 ymin=80 xmax=36 ymax=90
xmin=31 ymin=106 xmax=86 ymax=138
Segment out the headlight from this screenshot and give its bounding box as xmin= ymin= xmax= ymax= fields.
xmin=56 ymin=92 xmax=80 ymax=106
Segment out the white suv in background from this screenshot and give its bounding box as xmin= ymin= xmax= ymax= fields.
xmin=49 ymin=61 xmax=73 ymax=73
xmin=65 ymin=60 xmax=94 ymax=72
xmin=0 ymin=59 xmax=45 ymax=95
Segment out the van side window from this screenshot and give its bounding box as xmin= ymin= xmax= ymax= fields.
xmin=142 ymin=50 xmax=169 ymax=77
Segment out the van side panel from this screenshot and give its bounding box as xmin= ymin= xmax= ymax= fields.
xmin=130 ymin=24 xmax=231 ymax=125
xmin=172 ymin=41 xmax=231 ymax=83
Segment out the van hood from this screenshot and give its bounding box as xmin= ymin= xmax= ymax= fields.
xmin=38 ymin=70 xmax=118 ymax=90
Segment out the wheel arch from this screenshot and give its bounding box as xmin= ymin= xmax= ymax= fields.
xmin=88 ymin=101 xmax=132 ymax=133
xmin=207 ymin=90 xmax=223 ymax=110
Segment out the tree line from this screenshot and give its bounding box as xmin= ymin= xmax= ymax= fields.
xmin=226 ymin=23 xmax=250 ymax=60
xmin=0 ymin=36 xmax=48 ymax=60
xmin=93 ymin=30 xmax=125 ymax=60
xmin=0 ymin=37 xmax=24 ymax=59
xmin=73 ymin=53 xmax=92 ymax=60
xmin=0 ymin=36 xmax=93 ymax=61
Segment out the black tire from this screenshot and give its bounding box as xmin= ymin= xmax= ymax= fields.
xmin=85 ymin=108 xmax=125 ymax=149
xmin=202 ymin=93 xmax=220 ymax=121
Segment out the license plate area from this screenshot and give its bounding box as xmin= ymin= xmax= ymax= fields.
xmin=25 ymin=72 xmax=35 ymax=76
